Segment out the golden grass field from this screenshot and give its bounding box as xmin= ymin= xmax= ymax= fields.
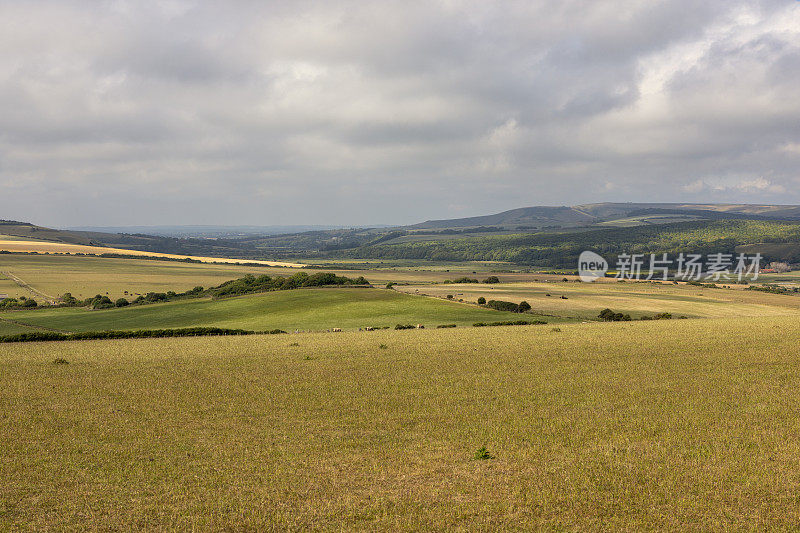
xmin=394 ymin=280 xmax=800 ymax=319
xmin=3 ymin=317 xmax=800 ymax=530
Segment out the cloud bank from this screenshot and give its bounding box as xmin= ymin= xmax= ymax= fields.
xmin=1 ymin=0 xmax=799 ymax=226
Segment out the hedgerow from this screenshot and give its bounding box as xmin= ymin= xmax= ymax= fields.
xmin=0 ymin=327 xmax=289 ymax=343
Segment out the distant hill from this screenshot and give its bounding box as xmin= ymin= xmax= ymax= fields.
xmin=0 ymin=221 xmax=99 ymax=246
xmin=67 ymin=225 xmax=361 ymax=238
xmin=409 ymin=203 xmax=800 ymax=230
xmin=408 ymin=206 xmax=596 ymax=229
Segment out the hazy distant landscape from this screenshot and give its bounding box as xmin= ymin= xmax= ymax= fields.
xmin=5 ymin=202 xmax=800 ymax=268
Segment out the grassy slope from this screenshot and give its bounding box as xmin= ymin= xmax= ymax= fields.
xmin=2 ymin=317 xmax=800 ymax=529
xmin=0 ymin=288 xmax=540 ymax=333
xmin=0 ymin=319 xmax=40 ymax=335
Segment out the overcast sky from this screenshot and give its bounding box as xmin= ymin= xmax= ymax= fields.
xmin=1 ymin=0 xmax=799 ymax=227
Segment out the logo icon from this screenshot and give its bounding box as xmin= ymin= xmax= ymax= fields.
xmin=578 ymin=251 xmax=608 ymax=282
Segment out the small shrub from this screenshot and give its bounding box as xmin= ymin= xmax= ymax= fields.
xmin=52 ymin=358 xmax=69 ymax=365
xmin=436 ymin=324 xmax=457 ymax=328
xmin=473 ymin=446 xmax=494 ymax=460
xmin=379 ymin=344 xmax=388 ymax=349
xmin=395 ymin=324 xmax=415 ymax=330
xmin=477 ymin=297 xmax=486 ymax=305
xmin=482 ymin=276 xmax=500 ymax=284
xmin=551 ymin=327 xmax=561 ymax=332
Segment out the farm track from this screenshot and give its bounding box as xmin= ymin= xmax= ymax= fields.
xmin=1 ymin=271 xmax=59 ymax=304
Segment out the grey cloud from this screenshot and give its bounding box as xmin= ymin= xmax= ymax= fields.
xmin=0 ymin=0 xmax=798 ymax=227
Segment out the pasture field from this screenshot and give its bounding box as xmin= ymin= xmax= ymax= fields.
xmin=395 ymin=280 xmax=800 ymax=319
xmin=0 ymin=319 xmax=40 ymax=335
xmin=0 ymin=253 xmax=563 ymax=301
xmin=3 ymin=317 xmax=800 ymax=529
xmin=0 ymin=272 xmax=22 ymax=298
xmin=0 ymin=288 xmax=547 ymax=333
xmin=0 ymin=254 xmax=292 ymax=300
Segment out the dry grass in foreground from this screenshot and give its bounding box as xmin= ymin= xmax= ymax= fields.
xmin=2 ymin=317 xmax=800 ymax=530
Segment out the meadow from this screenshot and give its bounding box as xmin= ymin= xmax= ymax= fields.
xmin=3 ymin=317 xmax=800 ymax=529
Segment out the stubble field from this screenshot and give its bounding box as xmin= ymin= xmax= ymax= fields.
xmin=2 ymin=317 xmax=800 ymax=530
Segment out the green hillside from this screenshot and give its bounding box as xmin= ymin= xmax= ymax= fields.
xmin=0 ymin=288 xmax=545 ymax=333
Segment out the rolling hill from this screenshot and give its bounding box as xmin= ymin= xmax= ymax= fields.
xmin=409 ymin=203 xmax=800 ymax=230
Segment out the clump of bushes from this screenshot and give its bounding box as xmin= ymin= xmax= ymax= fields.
xmin=747 ymin=285 xmax=797 ymax=295
xmin=640 ymin=312 xmax=673 ymax=321
xmin=395 ymin=324 xmax=416 ymax=330
xmin=485 ymin=300 xmax=531 ymax=313
xmin=473 ymin=320 xmax=547 ymax=327
xmin=436 ymin=324 xmax=457 ymax=328
xmin=443 ymin=277 xmax=479 ymax=284
xmin=89 ymin=295 xmax=114 ymax=309
xmin=0 ymin=297 xmax=37 ymax=309
xmin=598 ymin=308 xmax=632 ymax=321
xmin=482 ymin=276 xmax=500 ymax=284
xmin=477 ymin=296 xmax=486 ymax=305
